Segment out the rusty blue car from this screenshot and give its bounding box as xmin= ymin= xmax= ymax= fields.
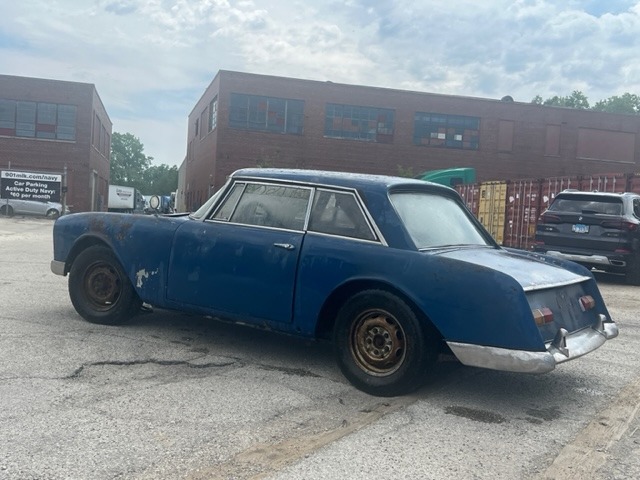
xmin=51 ymin=169 xmax=618 ymax=396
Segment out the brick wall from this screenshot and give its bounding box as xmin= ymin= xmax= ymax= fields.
xmin=0 ymin=75 xmax=111 ymax=212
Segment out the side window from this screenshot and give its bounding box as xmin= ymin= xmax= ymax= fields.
xmin=213 ymin=182 xmax=245 ymax=220
xmin=633 ymin=198 xmax=640 ymax=218
xmin=221 ymin=183 xmax=310 ymax=230
xmin=309 ymin=190 xmax=376 ymax=241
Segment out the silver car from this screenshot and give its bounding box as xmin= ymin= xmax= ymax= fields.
xmin=0 ymin=198 xmax=70 ymax=218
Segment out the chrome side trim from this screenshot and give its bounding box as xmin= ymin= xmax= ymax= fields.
xmin=50 ymin=260 xmax=66 ymax=276
xmin=447 ymin=319 xmax=619 ymax=374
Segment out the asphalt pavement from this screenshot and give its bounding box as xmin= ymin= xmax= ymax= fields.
xmin=0 ymin=215 xmax=638 ymax=480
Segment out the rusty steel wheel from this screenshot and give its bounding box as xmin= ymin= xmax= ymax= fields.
xmin=350 ymin=309 xmax=406 ymax=376
xmin=334 ymin=289 xmax=438 ymax=397
xmin=69 ymin=245 xmax=141 ymax=325
xmin=82 ymin=262 xmax=123 ymax=311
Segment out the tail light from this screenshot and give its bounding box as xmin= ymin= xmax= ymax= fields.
xmin=532 ymin=307 xmax=554 ymax=326
xmin=601 ymin=220 xmax=638 ymax=231
xmin=540 ymin=214 xmax=562 ymax=224
xmin=579 ymin=295 xmax=595 ymax=312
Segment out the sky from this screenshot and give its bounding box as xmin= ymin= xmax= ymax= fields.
xmin=2 ymin=0 xmax=640 ymax=168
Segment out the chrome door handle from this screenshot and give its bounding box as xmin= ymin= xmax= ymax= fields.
xmin=274 ymin=243 xmax=295 ymax=250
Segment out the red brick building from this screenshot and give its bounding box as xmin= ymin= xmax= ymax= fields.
xmin=182 ymin=70 xmax=640 ymax=212
xmin=0 ymin=75 xmax=111 ymax=212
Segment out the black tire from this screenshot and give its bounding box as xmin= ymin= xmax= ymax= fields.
xmin=46 ymin=208 xmax=60 ymax=219
xmin=626 ymin=254 xmax=640 ymax=286
xmin=333 ymin=289 xmax=438 ymax=397
xmin=0 ymin=204 xmax=14 ymax=217
xmin=68 ymin=245 xmax=142 ymax=325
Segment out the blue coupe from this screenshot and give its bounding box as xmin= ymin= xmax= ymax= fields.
xmin=51 ymin=169 xmax=618 ymax=396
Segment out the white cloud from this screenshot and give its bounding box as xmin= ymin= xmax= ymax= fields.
xmin=1 ymin=0 xmax=640 ymax=167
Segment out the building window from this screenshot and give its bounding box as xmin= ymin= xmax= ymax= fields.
xmin=0 ymin=98 xmax=76 ymax=141
xmin=209 ymin=96 xmax=218 ymax=132
xmin=498 ymin=120 xmax=514 ymax=152
xmin=16 ymin=101 xmax=36 ymax=138
xmin=37 ymin=102 xmax=57 ymax=139
xmin=324 ymin=104 xmax=394 ymax=143
xmin=0 ymin=99 xmax=16 ymax=136
xmin=200 ymin=108 xmax=207 ymax=139
xmin=545 ymin=125 xmax=560 ymax=156
xmin=229 ymin=93 xmax=304 ymax=135
xmin=57 ymin=105 xmax=77 ymax=141
xmin=413 ymin=112 xmax=479 ymax=150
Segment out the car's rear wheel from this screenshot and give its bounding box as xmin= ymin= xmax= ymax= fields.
xmin=68 ymin=245 xmax=142 ymax=325
xmin=46 ymin=208 xmax=60 ymax=219
xmin=626 ymin=254 xmax=640 ymax=286
xmin=0 ymin=204 xmax=14 ymax=217
xmin=333 ymin=289 xmax=438 ymax=396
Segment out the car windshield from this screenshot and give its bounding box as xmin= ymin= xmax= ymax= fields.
xmin=549 ymin=196 xmax=623 ymax=215
xmin=390 ymin=191 xmax=490 ymax=250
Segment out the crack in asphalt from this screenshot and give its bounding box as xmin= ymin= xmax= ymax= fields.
xmin=65 ymin=358 xmax=324 ymax=381
xmin=255 ymin=364 xmax=323 ymax=378
xmin=67 ymin=358 xmax=240 ymax=379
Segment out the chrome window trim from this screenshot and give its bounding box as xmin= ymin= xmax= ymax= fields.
xmin=309 ymin=187 xmax=381 ymax=244
xmin=208 ymin=175 xmax=389 ymax=247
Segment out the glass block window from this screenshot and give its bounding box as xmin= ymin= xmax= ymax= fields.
xmin=37 ymin=102 xmax=57 ymax=139
xmin=229 ymin=93 xmax=304 ymax=135
xmin=16 ymin=101 xmax=36 ymax=138
xmin=209 ymin=96 xmax=218 ymax=132
xmin=0 ymin=99 xmax=16 ymax=136
xmin=57 ymin=105 xmax=77 ymax=141
xmin=324 ymin=104 xmax=394 ymax=143
xmin=413 ymin=113 xmax=480 ymax=150
xmin=0 ymin=99 xmax=76 ymax=141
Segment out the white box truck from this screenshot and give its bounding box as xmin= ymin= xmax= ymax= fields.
xmin=108 ymin=185 xmax=145 ymax=213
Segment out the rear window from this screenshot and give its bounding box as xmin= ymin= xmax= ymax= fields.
xmin=390 ymin=192 xmax=489 ymax=249
xmin=549 ymin=195 xmax=623 ymax=215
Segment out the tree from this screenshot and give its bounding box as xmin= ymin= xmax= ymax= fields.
xmin=110 ymin=132 xmax=153 ymax=190
xmin=141 ymin=164 xmax=179 ymax=195
xmin=531 ymin=91 xmax=590 ymax=109
xmin=592 ymin=93 xmax=640 ymax=114
xmin=531 ymin=91 xmax=640 ymax=115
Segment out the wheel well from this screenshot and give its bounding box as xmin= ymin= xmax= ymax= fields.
xmin=64 ymin=237 xmax=110 ymax=275
xmin=1 ymin=204 xmax=14 ymax=215
xmin=314 ymin=280 xmax=443 ymax=343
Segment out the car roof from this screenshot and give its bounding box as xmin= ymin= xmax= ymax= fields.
xmin=231 ymin=168 xmax=451 ymax=194
xmin=557 ymin=190 xmax=639 ymax=199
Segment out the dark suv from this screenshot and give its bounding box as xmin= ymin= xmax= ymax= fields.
xmin=534 ymin=191 xmax=640 ymax=285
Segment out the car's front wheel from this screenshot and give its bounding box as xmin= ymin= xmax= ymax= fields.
xmin=68 ymin=245 xmax=142 ymax=325
xmin=333 ymin=289 xmax=438 ymax=396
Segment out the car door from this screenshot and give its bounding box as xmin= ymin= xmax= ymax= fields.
xmin=166 ymin=181 xmax=311 ymax=324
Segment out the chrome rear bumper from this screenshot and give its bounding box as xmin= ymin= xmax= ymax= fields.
xmin=447 ymin=315 xmax=619 ymax=374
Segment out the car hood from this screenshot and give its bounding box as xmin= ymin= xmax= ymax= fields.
xmin=433 ymin=246 xmax=591 ymax=291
